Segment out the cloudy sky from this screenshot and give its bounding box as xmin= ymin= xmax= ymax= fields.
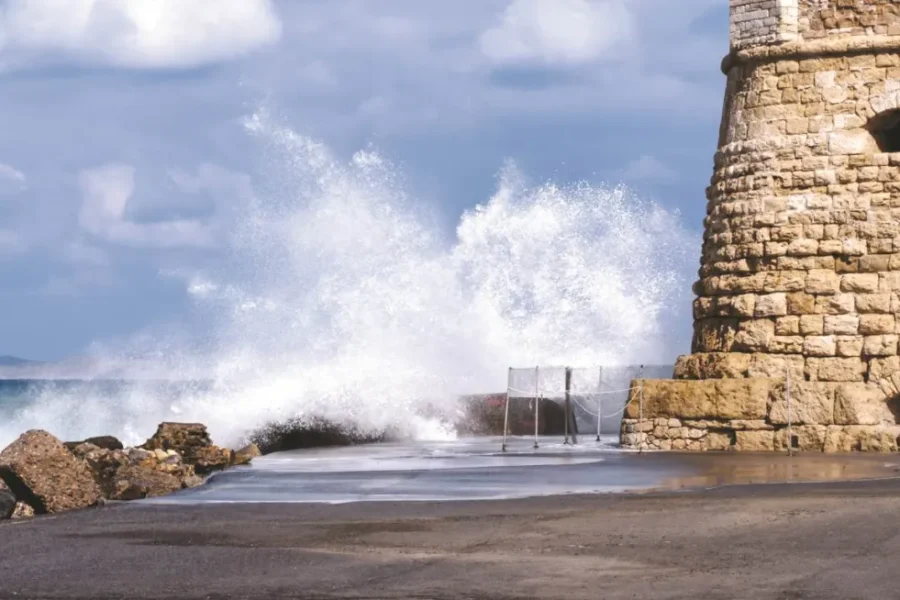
xmin=0 ymin=0 xmax=728 ymax=362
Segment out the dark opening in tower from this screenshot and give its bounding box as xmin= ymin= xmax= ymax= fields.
xmin=868 ymin=109 xmax=900 ymax=152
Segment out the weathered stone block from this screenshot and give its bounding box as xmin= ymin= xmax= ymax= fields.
xmin=823 ymin=426 xmax=900 ymax=453
xmin=823 ymin=314 xmax=859 ymax=335
xmin=863 ymin=335 xmax=899 ymax=357
xmin=693 ymin=319 xmax=740 ymax=352
xmin=807 ymin=270 xmax=841 ymax=294
xmin=869 ymin=356 xmax=900 ymax=381
xmin=804 ymin=336 xmax=836 ymax=357
xmin=834 ymin=384 xmax=896 ymax=426
xmin=774 ymin=425 xmax=828 ymax=452
xmin=624 ymin=379 xmax=771 ymax=421
xmin=855 ymin=294 xmax=891 ymax=313
xmin=748 ymin=353 xmax=804 ymax=379
xmin=755 ymin=293 xmax=788 ymax=317
xmin=807 ymin=357 xmax=866 ymax=382
xmin=769 ymin=381 xmax=835 ymax=425
xmin=859 ymin=314 xmax=896 ymax=335
xmin=836 ymin=336 xmax=863 ymax=357
xmin=814 ymin=294 xmax=855 ymax=315
xmin=842 ymin=274 xmax=880 ymax=293
xmin=800 ymin=315 xmax=824 ymax=335
xmin=787 ymin=292 xmax=816 ymax=314
xmin=734 ymin=319 xmax=775 ymax=351
xmin=775 ymin=316 xmax=801 ymax=335
xmin=734 ymin=430 xmax=775 ymax=451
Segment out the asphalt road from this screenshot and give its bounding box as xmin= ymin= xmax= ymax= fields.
xmin=4 ymin=477 xmax=900 ymax=599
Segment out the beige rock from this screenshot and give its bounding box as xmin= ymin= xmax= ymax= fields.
xmin=804 ymin=336 xmax=836 ymax=357
xmin=734 ymin=319 xmax=775 ymax=351
xmin=787 ymin=292 xmax=816 ymax=315
xmin=775 ymin=316 xmax=801 ymax=335
xmin=860 ymin=315 xmax=896 ymax=335
xmin=734 ymin=430 xmax=775 ymax=452
xmin=748 ymin=354 xmax=804 ymax=380
xmin=755 ymin=294 xmax=787 ymax=317
xmin=807 ymin=270 xmax=841 ymax=294
xmin=814 ymin=294 xmax=855 ymax=315
xmin=800 ymin=315 xmax=825 ymax=335
xmin=705 ymin=431 xmax=734 ymax=451
xmin=856 ymin=294 xmax=891 ymax=313
xmin=807 ymin=357 xmax=866 ymax=382
xmin=823 ymin=426 xmax=900 ymax=453
xmin=823 ymin=315 xmax=859 ymax=335
xmin=834 ymin=384 xmax=895 ymax=426
xmin=0 ymin=430 xmax=101 ymax=514
xmin=774 ymin=425 xmax=827 ymax=452
xmin=11 ymin=502 xmax=35 ymax=519
xmin=624 ymin=379 xmax=771 ymax=421
xmin=863 ymin=335 xmax=899 ymax=356
xmin=869 ymin=356 xmax=900 ymax=381
xmin=841 ymin=274 xmax=880 ymax=293
xmin=836 ymin=336 xmax=863 ymax=357
xmin=768 ymin=382 xmax=835 ymax=425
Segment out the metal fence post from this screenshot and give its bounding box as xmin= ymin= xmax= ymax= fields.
xmin=533 ymin=366 xmax=540 ymax=449
xmin=596 ymin=366 xmax=604 ymax=442
xmin=786 ymin=367 xmax=793 ymax=457
xmin=502 ymin=367 xmax=511 ymax=453
xmin=638 ymin=364 xmax=644 ymax=455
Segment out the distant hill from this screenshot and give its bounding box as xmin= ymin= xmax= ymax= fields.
xmin=0 ymin=356 xmax=42 ymax=367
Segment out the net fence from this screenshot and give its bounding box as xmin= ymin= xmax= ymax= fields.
xmin=507 ymin=365 xmax=671 ymax=436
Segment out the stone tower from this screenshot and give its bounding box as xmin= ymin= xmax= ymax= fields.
xmin=622 ymin=0 xmax=900 ymax=452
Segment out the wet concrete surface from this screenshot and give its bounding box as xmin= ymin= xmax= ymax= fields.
xmin=146 ymin=436 xmax=900 ymax=504
xmin=5 ymin=477 xmax=900 ymax=599
xmin=5 ymin=442 xmax=900 ymax=599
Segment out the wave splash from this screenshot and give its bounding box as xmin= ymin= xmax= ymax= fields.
xmin=0 ymin=111 xmax=694 ymax=448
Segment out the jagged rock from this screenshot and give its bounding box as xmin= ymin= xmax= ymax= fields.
xmin=12 ymin=502 xmax=35 ymax=519
xmin=71 ymin=443 xmax=132 ymax=498
xmin=232 ymin=443 xmax=262 ymax=466
xmin=142 ymin=422 xmax=212 ymax=458
xmin=74 ymin=441 xmax=197 ymax=498
xmin=111 ymin=465 xmax=183 ymax=501
xmin=64 ymin=436 xmax=124 ymax=452
xmin=182 ymin=474 xmax=204 ymax=489
xmin=0 ymin=479 xmax=15 ymax=519
xmin=0 ymin=430 xmax=101 ymax=513
xmin=142 ymin=422 xmax=231 ymax=474
xmin=192 ymin=445 xmax=233 ymax=475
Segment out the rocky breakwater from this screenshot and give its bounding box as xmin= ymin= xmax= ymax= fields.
xmin=0 ymin=422 xmax=261 ymax=520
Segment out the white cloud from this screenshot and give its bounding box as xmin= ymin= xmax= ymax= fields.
xmin=78 ymin=164 xmax=215 ymax=248
xmin=479 ymin=0 xmax=634 ymax=67
xmin=0 ymin=0 xmax=282 ymax=70
xmin=63 ymin=240 xmax=108 ymax=267
xmin=0 ymin=162 xmax=26 ymax=193
xmin=622 ymin=155 xmax=678 ymax=184
xmin=0 ymin=229 xmax=22 ymax=255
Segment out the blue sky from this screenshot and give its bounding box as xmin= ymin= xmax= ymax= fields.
xmin=0 ymin=0 xmax=728 ymax=362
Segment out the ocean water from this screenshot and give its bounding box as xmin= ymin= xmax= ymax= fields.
xmin=0 ymin=108 xmax=694 ymax=450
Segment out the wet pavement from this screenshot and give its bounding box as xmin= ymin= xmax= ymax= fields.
xmin=145 ymin=436 xmax=900 ymax=504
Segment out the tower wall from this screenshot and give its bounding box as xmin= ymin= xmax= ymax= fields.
xmin=621 ymin=0 xmax=900 ymax=452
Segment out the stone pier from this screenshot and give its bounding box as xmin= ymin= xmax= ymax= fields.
xmin=622 ymin=0 xmax=900 ymax=452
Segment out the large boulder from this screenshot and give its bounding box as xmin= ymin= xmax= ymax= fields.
xmin=142 ymin=422 xmax=232 ymax=474
xmin=110 ymin=465 xmax=182 ymax=501
xmin=64 ymin=436 xmax=124 ymax=452
xmin=0 ymin=479 xmax=15 ymax=519
xmin=0 ymin=430 xmax=102 ymax=513
xmin=74 ymin=443 xmax=199 ymax=498
xmin=142 ymin=422 xmax=211 ymax=457
xmin=232 ymin=443 xmax=262 ymax=466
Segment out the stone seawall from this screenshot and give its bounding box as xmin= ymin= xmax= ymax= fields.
xmin=619 ymin=377 xmax=900 ymax=452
